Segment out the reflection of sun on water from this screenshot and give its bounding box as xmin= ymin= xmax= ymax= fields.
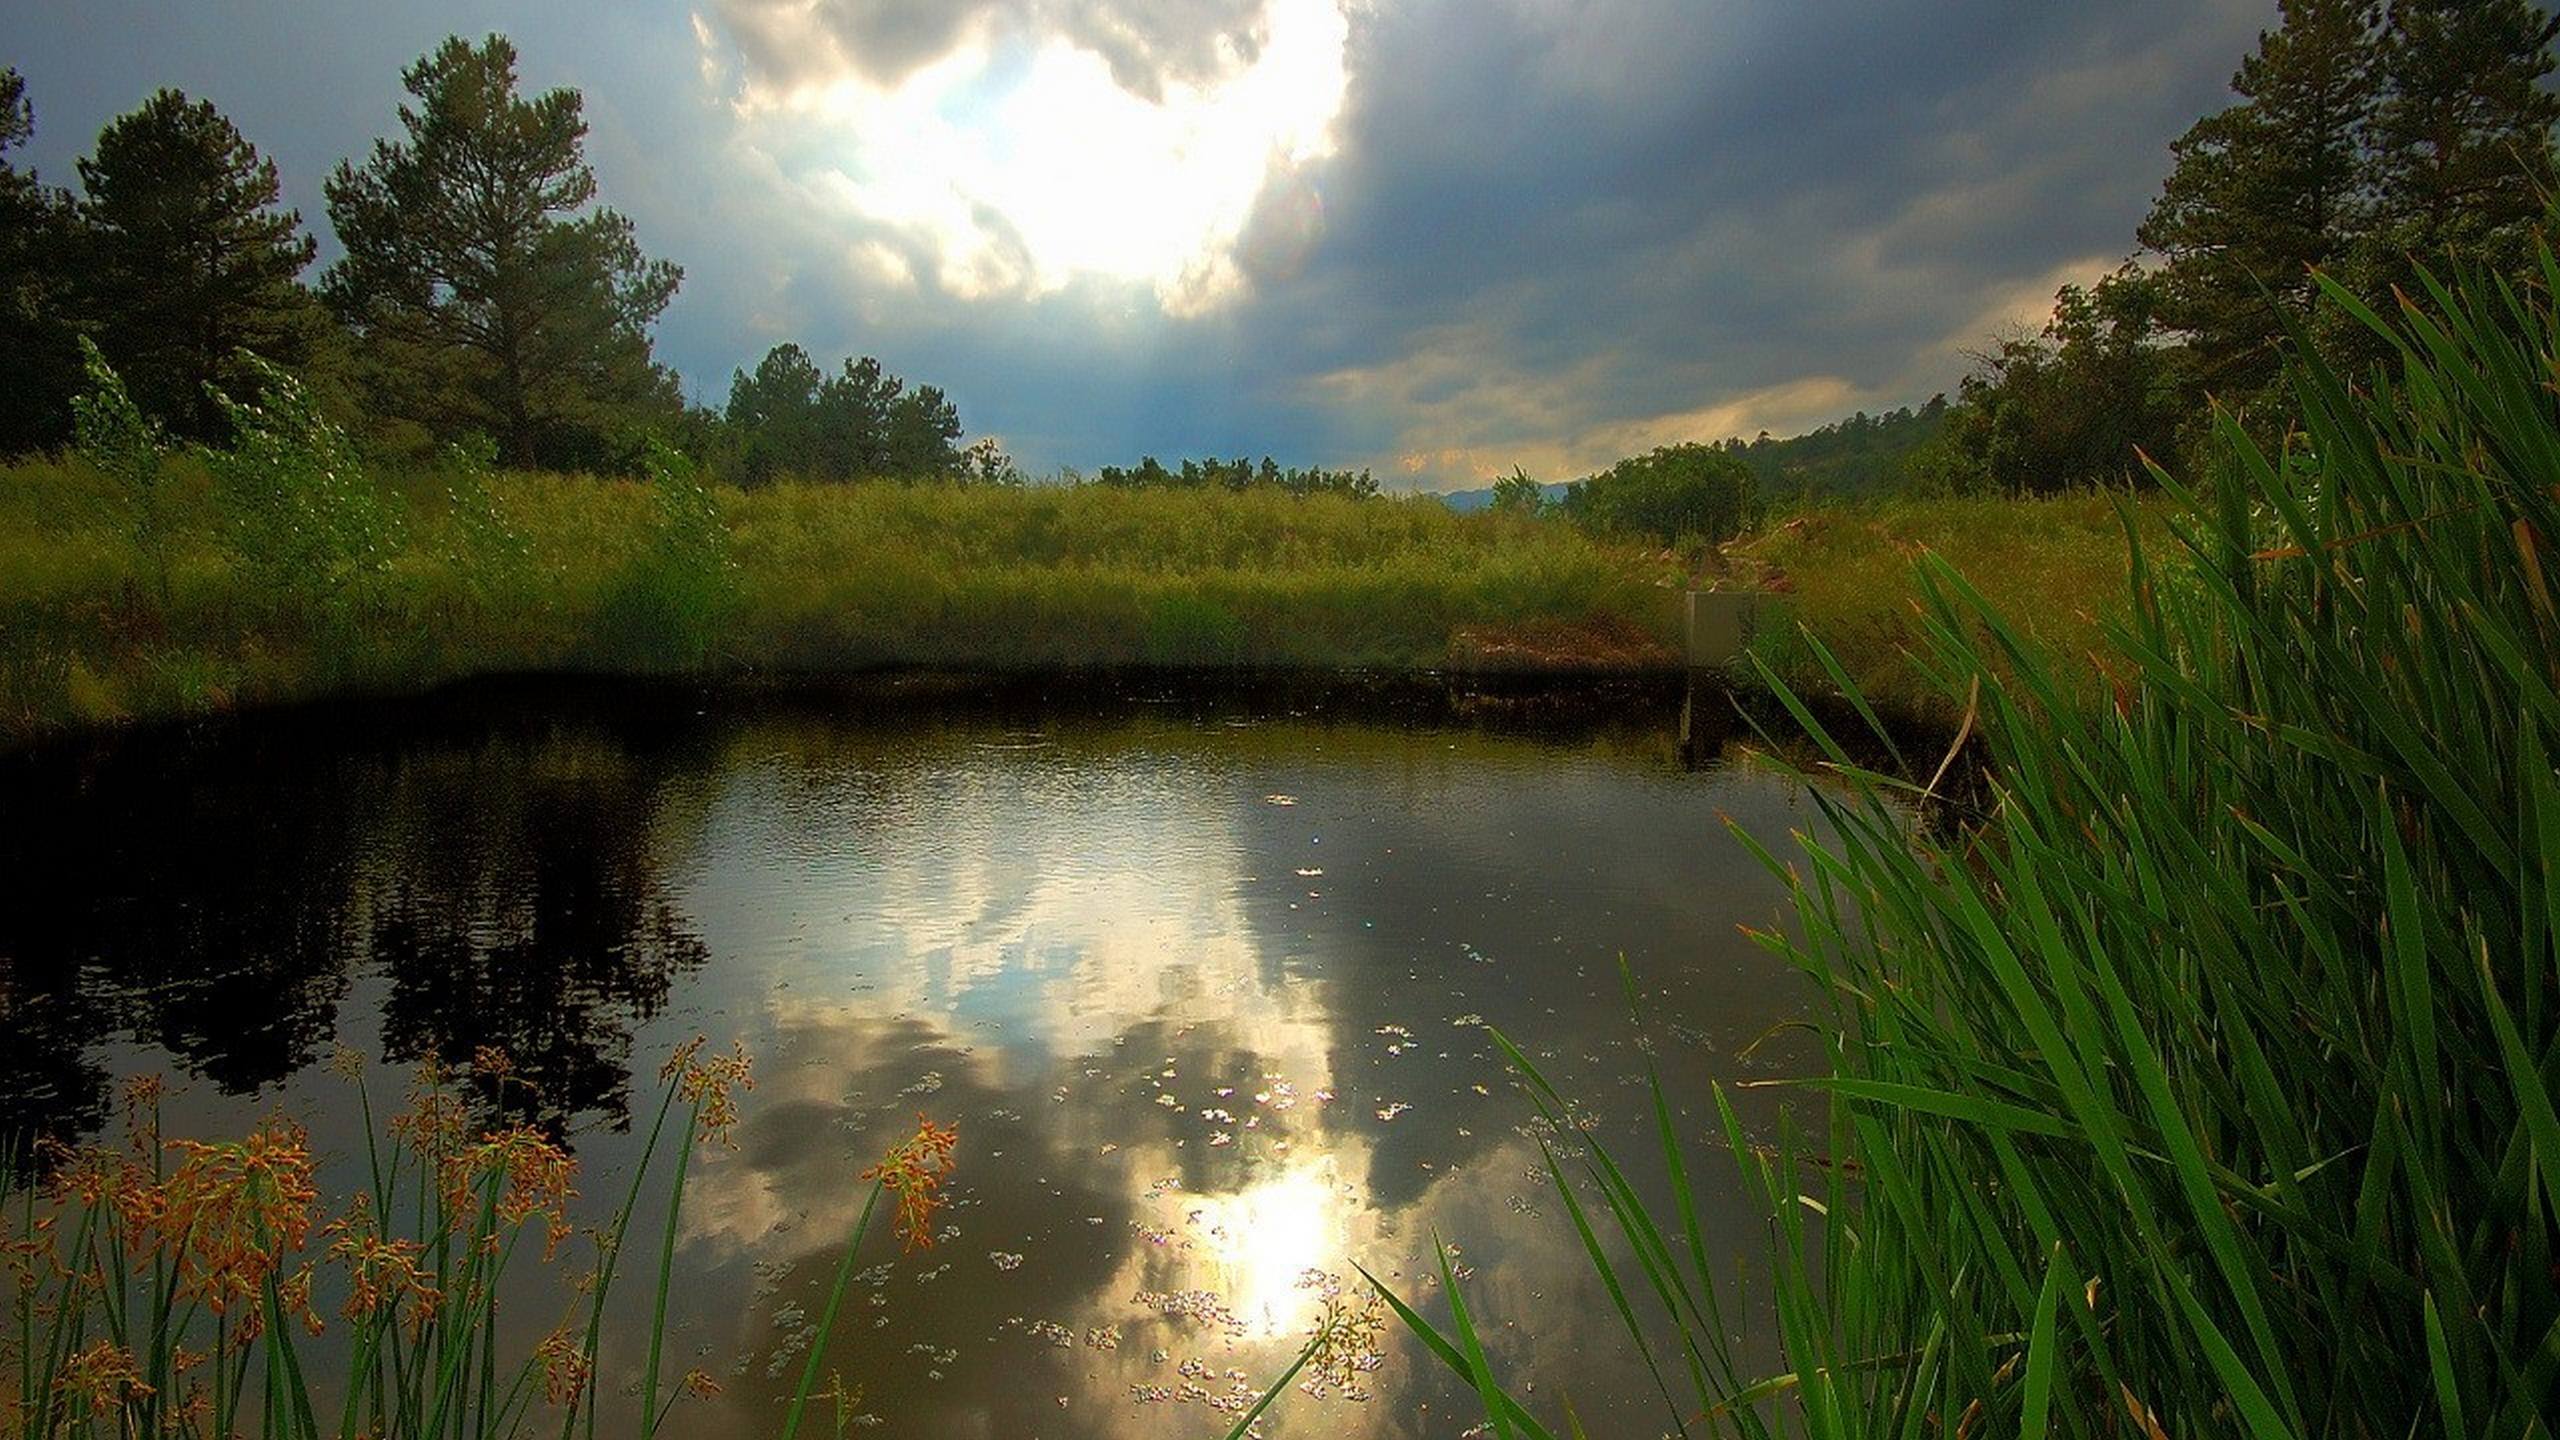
xmin=662 ymin=733 xmax=1534 ymax=1429
xmin=1187 ymin=1162 xmax=1351 ymax=1339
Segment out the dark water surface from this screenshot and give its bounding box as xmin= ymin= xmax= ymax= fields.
xmin=0 ymin=676 xmax=1827 ymax=1438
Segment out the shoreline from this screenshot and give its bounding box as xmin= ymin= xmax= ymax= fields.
xmin=0 ymin=661 xmax=1962 ymax=793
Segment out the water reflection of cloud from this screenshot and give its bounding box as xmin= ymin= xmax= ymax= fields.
xmin=12 ymin=695 xmax=1825 ymax=1436
xmin=685 ymin=735 xmax=1346 ymax=1071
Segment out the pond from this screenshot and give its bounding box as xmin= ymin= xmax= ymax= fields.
xmin=0 ymin=675 xmax=1831 ymax=1438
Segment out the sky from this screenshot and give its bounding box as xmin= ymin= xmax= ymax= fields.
xmin=3 ymin=0 xmax=2273 ymax=490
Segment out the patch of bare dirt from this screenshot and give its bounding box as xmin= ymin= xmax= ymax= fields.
xmin=1448 ymin=614 xmax=1678 ymax=671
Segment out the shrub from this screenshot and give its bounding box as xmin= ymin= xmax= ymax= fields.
xmin=433 ymin=433 xmax=533 ymax=612
xmin=1558 ymin=442 xmax=1760 ymax=544
xmin=68 ymin=339 xmax=175 ymax=606
xmin=1488 ymin=466 xmax=1546 ymax=516
xmin=1142 ymin=593 xmax=1247 ymax=664
xmin=201 ymin=352 xmax=403 ymax=619
xmin=593 ymin=439 xmax=735 ymax=668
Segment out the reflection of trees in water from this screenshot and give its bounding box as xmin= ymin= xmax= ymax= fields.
xmin=361 ymin=743 xmax=710 ymax=1135
xmin=0 ymin=724 xmax=366 ymax=1154
xmin=0 ymin=978 xmax=112 ymax=1153
xmin=0 ymin=702 xmax=717 ymax=1154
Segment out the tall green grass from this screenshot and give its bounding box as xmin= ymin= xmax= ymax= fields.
xmin=1391 ymin=250 xmax=2560 ymax=1435
xmin=1734 ymin=489 xmax=2172 ymax=725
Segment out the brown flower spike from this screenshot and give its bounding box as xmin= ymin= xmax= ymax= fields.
xmin=861 ymin=1114 xmax=960 ymax=1251
xmin=147 ymin=1117 xmax=319 ymax=1316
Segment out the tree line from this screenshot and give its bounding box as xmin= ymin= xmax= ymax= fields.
xmin=1915 ymin=0 xmax=2560 ymax=495
xmin=0 ymin=35 xmax=999 ymax=484
xmin=1083 ymin=454 xmax=1380 ymax=499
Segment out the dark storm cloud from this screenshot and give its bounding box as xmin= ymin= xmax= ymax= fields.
xmin=711 ymin=0 xmax=1269 ymax=99
xmin=680 ymin=0 xmax=2266 ymax=483
xmin=1205 ymin=0 xmax=2265 ymax=478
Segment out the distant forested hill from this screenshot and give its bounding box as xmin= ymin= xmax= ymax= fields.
xmin=1441 ymin=394 xmax=1949 ymax=510
xmin=1718 ymin=396 xmax=1949 ymax=497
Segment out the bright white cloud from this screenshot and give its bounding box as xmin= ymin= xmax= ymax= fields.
xmin=696 ymin=0 xmax=1351 ymax=315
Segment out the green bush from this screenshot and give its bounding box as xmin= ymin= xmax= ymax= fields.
xmin=1558 ymin=441 xmax=1760 ymax=544
xmin=68 ymin=339 xmax=175 ymax=605
xmin=592 ymin=439 xmax=735 ymax=667
xmin=433 ymin=433 xmax=533 ymax=612
xmin=1488 ymin=466 xmax=1546 ymax=515
xmin=201 ymin=351 xmax=403 ymax=618
xmin=1141 ymin=593 xmax=1247 ymax=664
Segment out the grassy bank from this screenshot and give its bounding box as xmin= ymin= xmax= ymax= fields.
xmin=1729 ymin=488 xmax=2170 ymax=724
xmin=0 ymin=415 xmax=2171 ymax=743
xmin=0 ymin=458 xmax=1690 ymax=738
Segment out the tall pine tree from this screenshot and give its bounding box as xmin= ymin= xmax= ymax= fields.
xmin=2367 ymin=0 xmax=2560 ymax=265
xmin=77 ymin=89 xmax=320 ymax=440
xmin=0 ymin=67 xmax=84 ymax=453
xmin=723 ymin=343 xmax=825 ymax=485
xmin=324 ymin=34 xmax=682 ymax=468
xmin=2137 ymin=0 xmax=2380 ymax=403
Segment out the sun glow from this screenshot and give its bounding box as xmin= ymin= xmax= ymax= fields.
xmin=702 ymin=0 xmax=1351 ymax=314
xmin=1186 ymin=1162 xmax=1357 ymax=1337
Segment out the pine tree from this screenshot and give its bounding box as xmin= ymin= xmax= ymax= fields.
xmin=323 ymin=34 xmax=682 ymax=468
xmin=2367 ymin=0 xmax=2560 ymax=264
xmin=76 ymin=89 xmax=320 ymax=440
xmin=883 ymin=384 xmax=962 ymax=477
xmin=2137 ymin=0 xmax=2381 ymax=402
xmin=0 ymin=67 xmax=84 ymax=453
xmin=720 ymin=346 xmax=968 ymax=482
xmin=723 ymin=343 xmax=825 ymax=484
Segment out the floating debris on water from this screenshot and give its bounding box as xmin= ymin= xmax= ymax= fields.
xmin=1131 ymin=1288 xmax=1249 ymax=1339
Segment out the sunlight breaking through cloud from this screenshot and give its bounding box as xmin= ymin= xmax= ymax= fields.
xmin=695 ymin=0 xmax=1351 ymax=315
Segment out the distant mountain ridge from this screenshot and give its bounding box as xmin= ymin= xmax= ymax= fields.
xmin=1440 ymin=480 xmax=1571 ymax=513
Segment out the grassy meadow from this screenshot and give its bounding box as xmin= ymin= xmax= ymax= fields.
xmin=0 ymin=456 xmax=1699 ymax=739
xmin=0 ymin=440 xmax=2166 ymax=743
